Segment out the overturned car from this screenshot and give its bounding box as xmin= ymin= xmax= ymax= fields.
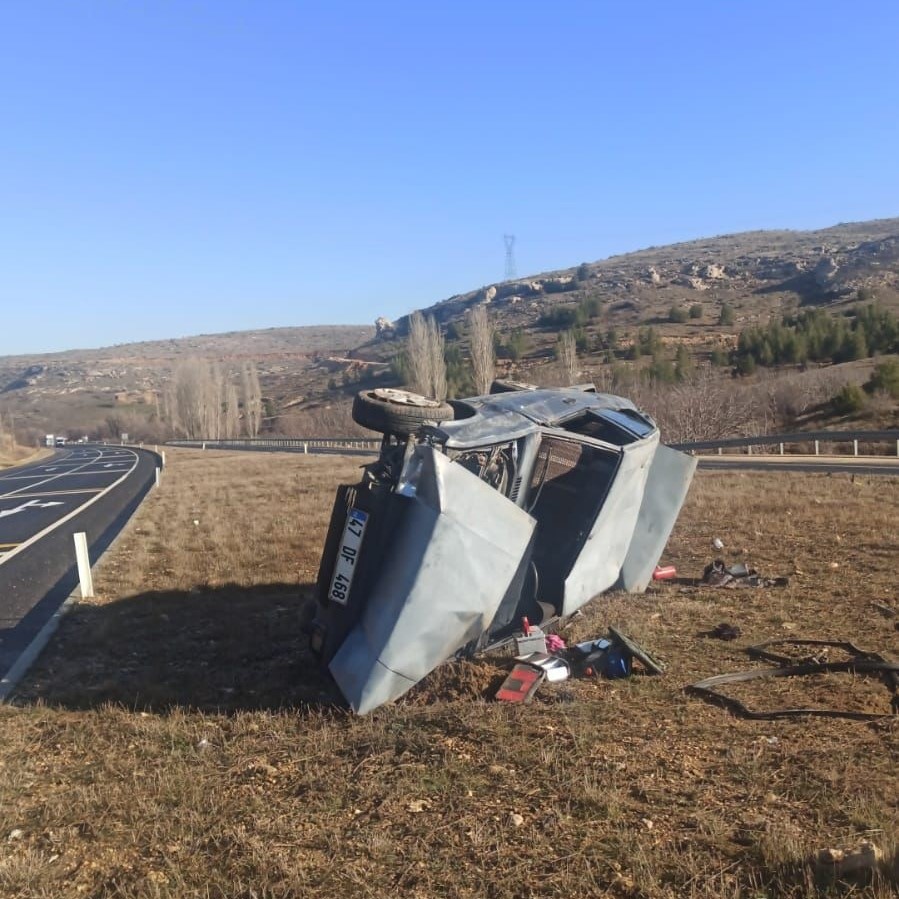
xmin=310 ymin=384 xmax=696 ymax=713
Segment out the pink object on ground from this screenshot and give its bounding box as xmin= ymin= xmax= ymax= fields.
xmin=652 ymin=565 xmax=677 ymax=580
xmin=545 ymin=634 xmax=567 ymax=652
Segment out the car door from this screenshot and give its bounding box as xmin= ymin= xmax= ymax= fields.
xmin=329 ymin=443 xmax=536 ymax=714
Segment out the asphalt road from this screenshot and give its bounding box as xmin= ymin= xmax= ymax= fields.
xmin=697 ymin=455 xmax=899 ymax=476
xmin=0 ymin=445 xmax=159 ymax=682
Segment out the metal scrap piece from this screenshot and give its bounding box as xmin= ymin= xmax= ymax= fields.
xmin=687 ymin=639 xmax=899 ymax=721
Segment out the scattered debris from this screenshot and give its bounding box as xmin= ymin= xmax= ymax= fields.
xmin=515 ymin=621 xmax=548 ymax=656
xmin=712 ymin=537 xmax=724 ymax=551
xmin=608 ymin=626 xmax=666 ymax=675
xmin=545 ymin=633 xmax=566 ymax=653
xmin=496 ymin=663 xmax=545 ymax=704
xmin=701 ymin=559 xmax=789 ymax=588
xmin=704 ymin=622 xmax=742 ymax=641
xmin=496 ymin=626 xmax=664 ymax=701
xmin=687 ymin=639 xmax=899 ymax=720
xmin=516 ymin=652 xmax=570 ymax=682
xmin=815 ymin=840 xmax=883 ymax=879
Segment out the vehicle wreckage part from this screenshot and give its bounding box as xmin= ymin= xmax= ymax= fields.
xmin=608 ymin=626 xmax=667 ymax=675
xmin=686 ymin=640 xmax=899 ymax=721
xmin=615 ymin=444 xmax=698 ymax=593
xmin=489 ymin=379 xmax=539 ymax=394
xmin=352 ymin=388 xmax=454 ymax=436
xmin=561 ymin=436 xmax=656 ymax=614
xmin=328 ymin=444 xmax=536 ymax=714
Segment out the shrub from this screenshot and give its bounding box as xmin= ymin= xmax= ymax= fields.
xmin=688 ymin=304 xmax=703 ymax=319
xmin=832 ymin=383 xmax=866 ymax=415
xmin=719 ymin=303 xmax=735 ymax=326
xmin=668 ymin=305 xmax=688 ymax=324
xmin=867 ymin=359 xmax=899 ymax=398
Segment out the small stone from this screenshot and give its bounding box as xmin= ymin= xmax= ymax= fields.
xmin=641 ymin=818 xmax=654 ymax=830
xmin=509 ymin=813 xmax=525 ymax=827
xmin=8 ymin=829 xmax=24 ymax=841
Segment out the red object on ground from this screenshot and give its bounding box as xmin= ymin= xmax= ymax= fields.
xmin=522 ymin=616 xmax=530 ymax=636
xmin=496 ymin=664 xmax=544 ymax=703
xmin=653 ymin=565 xmax=677 ymax=580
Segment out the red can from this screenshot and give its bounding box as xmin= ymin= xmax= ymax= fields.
xmin=652 ymin=565 xmax=677 ymax=580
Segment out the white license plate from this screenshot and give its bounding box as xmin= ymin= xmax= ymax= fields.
xmin=327 ymin=508 xmax=368 ymax=605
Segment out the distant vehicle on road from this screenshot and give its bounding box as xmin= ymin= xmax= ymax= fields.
xmin=45 ymin=434 xmax=55 ymax=447
xmin=54 ymin=436 xmax=67 ymax=446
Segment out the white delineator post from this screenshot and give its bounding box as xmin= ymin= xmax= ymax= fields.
xmin=73 ymin=532 xmax=94 ymax=598
xmin=155 ymin=467 xmax=161 ymax=488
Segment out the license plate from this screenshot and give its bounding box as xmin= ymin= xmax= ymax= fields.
xmin=327 ymin=508 xmax=368 ymax=605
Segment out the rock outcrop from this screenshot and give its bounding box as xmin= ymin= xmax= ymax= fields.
xmin=375 ymin=317 xmax=396 ymax=339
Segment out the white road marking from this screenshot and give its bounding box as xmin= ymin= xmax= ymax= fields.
xmin=0 ymin=449 xmax=140 ymax=568
xmin=0 ymin=448 xmax=109 ymax=497
xmin=0 ymin=499 xmax=65 ymax=519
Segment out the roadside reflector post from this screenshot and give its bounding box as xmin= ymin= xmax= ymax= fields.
xmin=718 ymin=447 xmax=722 ymax=456
xmin=747 ymin=444 xmax=752 ymax=455
xmin=202 ymin=442 xmax=206 ymax=450
xmin=853 ymin=439 xmax=858 ymax=457
xmin=161 ymin=450 xmax=166 ymax=468
xmin=304 ymin=442 xmax=308 ymax=454
xmin=155 ymin=467 xmax=161 ymax=488
xmin=73 ymin=532 xmax=94 ymax=599
xmin=814 ymin=440 xmax=819 ymax=456
xmin=779 ymin=442 xmax=784 ymax=455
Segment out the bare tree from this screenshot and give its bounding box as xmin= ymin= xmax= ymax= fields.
xmin=640 ymin=366 xmax=759 ymax=443
xmin=406 ymin=311 xmax=447 ymax=399
xmin=427 ymin=316 xmax=447 ymax=401
xmin=467 ymin=305 xmax=495 ymax=394
xmin=242 ymin=363 xmax=262 ymax=437
xmin=224 ymin=382 xmax=240 ymax=438
xmin=165 ymin=358 xmax=242 ymax=440
xmin=557 ymin=331 xmax=579 ymax=385
xmin=407 ymin=311 xmax=432 ymax=396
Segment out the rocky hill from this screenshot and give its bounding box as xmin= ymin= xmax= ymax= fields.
xmin=2 ymin=217 xmax=897 ymax=442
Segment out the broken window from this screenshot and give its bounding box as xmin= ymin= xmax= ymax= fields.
xmin=527 ymin=437 xmax=620 ymax=610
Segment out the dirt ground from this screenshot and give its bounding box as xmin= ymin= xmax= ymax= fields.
xmin=1 ymin=448 xmax=897 ymax=898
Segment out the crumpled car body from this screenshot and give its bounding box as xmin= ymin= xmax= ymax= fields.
xmin=310 ymin=386 xmax=696 ymax=713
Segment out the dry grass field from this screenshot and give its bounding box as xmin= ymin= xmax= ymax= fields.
xmin=1 ymin=448 xmax=897 ymax=898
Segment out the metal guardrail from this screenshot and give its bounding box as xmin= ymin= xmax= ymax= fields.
xmin=673 ymin=429 xmax=899 ymax=457
xmin=166 ymin=437 xmax=381 ymax=453
xmin=167 ymin=429 xmax=899 ymax=458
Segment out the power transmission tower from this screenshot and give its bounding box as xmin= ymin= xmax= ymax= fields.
xmin=503 ymin=234 xmax=517 ymax=281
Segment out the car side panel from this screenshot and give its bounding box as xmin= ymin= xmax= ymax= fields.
xmin=329 ymin=445 xmax=536 ymax=714
xmin=615 ymin=443 xmax=697 ymax=593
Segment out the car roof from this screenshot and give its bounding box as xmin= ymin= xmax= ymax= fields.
xmin=438 ymin=388 xmax=656 ymax=449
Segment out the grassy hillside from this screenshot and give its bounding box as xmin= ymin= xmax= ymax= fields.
xmin=2 ymin=217 xmax=898 ymax=442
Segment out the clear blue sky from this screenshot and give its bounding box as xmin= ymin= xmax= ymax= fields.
xmin=1 ymin=1 xmax=898 ymax=356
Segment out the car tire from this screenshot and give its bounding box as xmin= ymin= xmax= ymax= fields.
xmin=352 ymin=388 xmax=455 ymax=436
